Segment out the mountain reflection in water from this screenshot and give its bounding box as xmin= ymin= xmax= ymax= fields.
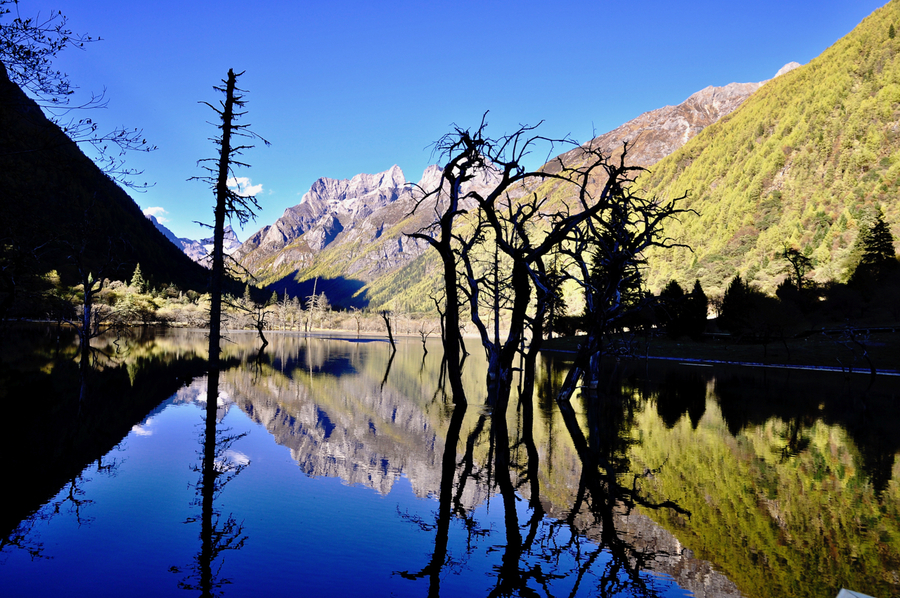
xmin=1 ymin=326 xmax=898 ymax=597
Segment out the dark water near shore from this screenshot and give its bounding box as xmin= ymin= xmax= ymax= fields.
xmin=1 ymin=326 xmax=898 ymax=597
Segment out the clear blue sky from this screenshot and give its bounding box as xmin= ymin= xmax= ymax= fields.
xmin=30 ymin=0 xmax=890 ymax=240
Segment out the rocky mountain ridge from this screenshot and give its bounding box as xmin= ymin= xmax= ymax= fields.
xmin=232 ymin=163 xmax=501 ymax=304
xmin=148 ymin=215 xmax=242 ymax=268
xmin=556 ymin=62 xmax=800 ymax=169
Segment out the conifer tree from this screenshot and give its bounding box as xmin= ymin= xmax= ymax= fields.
xmin=685 ymin=279 xmax=708 ymax=339
xmin=130 ymin=263 xmax=144 ymax=292
xmin=860 ymin=212 xmax=896 ymax=267
xmin=850 ymin=210 xmax=897 ymax=286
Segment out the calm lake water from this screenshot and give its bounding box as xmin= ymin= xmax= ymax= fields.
xmin=1 ymin=326 xmax=898 ymax=597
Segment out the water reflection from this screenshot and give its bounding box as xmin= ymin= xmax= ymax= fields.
xmin=0 ymin=325 xmax=210 ymax=561
xmin=1 ymin=328 xmax=898 ymax=598
xmin=171 ymin=371 xmax=250 ymax=596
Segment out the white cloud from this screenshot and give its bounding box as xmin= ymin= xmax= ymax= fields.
xmin=142 ymin=206 xmax=169 ymax=223
xmin=227 ymin=176 xmax=263 ymax=197
xmin=131 ymin=418 xmax=154 ymax=436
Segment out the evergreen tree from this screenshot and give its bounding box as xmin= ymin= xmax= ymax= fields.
xmin=719 ymin=274 xmax=751 ymax=333
xmin=860 ymin=212 xmax=896 ymax=267
xmin=130 ymin=263 xmax=145 ymax=292
xmin=545 ymin=255 xmax=567 ymax=338
xmin=781 ymin=246 xmax=813 ymax=291
xmin=658 ymin=280 xmax=685 ymax=337
xmin=850 ymin=211 xmax=897 ymax=287
xmin=685 ymin=279 xmax=708 ymax=339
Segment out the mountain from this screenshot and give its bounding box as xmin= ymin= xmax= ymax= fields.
xmin=148 ymin=215 xmax=242 ymax=267
xmin=147 ymin=214 xmax=183 ymax=246
xmin=638 ymin=0 xmax=900 ymax=296
xmin=237 ymin=74 xmax=776 ymax=309
xmin=235 ymin=2 xmax=899 ymax=311
xmin=234 ymin=164 xmax=499 ymax=307
xmin=554 ymin=69 xmax=799 ymax=170
xmin=0 ymin=62 xmax=210 ymax=301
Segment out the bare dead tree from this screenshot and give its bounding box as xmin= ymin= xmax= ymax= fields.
xmin=349 ymin=306 xmax=364 ymax=336
xmin=192 ymin=69 xmax=268 ymax=370
xmin=380 ymin=309 xmax=396 ymax=351
xmin=418 ymin=322 xmax=434 ymax=355
xmin=554 ymin=157 xmax=691 ymax=402
xmin=410 ymin=117 xmax=663 ymax=403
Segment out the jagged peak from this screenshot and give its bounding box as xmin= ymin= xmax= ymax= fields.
xmin=302 ymin=165 xmax=407 ymax=205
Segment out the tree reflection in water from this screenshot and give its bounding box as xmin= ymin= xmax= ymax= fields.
xmin=400 ymin=354 xmax=690 ymax=597
xmin=171 ymin=369 xmax=249 ymax=597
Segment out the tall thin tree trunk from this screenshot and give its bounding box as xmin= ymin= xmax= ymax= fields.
xmin=208 ymin=69 xmax=238 ymax=370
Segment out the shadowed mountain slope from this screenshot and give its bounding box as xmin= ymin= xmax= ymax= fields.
xmin=0 ymin=62 xmax=210 ymax=295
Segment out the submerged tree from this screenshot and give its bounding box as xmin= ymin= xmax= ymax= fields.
xmin=555 ymin=158 xmax=690 ymax=401
xmin=193 ymin=68 xmax=268 ymax=369
xmin=408 ymin=118 xmax=658 ymax=403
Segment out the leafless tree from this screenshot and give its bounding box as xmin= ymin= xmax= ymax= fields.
xmin=380 ymin=309 xmax=396 ymax=351
xmin=554 ymin=156 xmax=691 ymax=401
xmin=409 ymin=117 xmax=680 ymax=403
xmin=192 ymin=68 xmax=268 ymax=370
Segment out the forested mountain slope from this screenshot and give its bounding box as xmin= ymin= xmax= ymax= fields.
xmin=640 ymin=0 xmax=900 ymax=296
xmin=0 ymin=62 xmax=210 ymax=296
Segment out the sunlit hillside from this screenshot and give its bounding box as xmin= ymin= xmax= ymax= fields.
xmin=640 ymin=0 xmax=900 ymax=296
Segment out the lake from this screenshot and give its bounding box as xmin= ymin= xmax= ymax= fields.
xmin=1 ymin=326 xmax=898 ymax=597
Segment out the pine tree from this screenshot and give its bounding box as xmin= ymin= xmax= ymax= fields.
xmin=130 ymin=263 xmax=144 ymax=291
xmin=658 ymin=280 xmax=685 ymax=337
xmin=850 ymin=210 xmax=897 ymax=286
xmin=719 ymin=275 xmax=750 ymax=333
xmin=685 ymin=279 xmax=708 ymax=339
xmin=860 ymin=212 xmax=896 ymax=267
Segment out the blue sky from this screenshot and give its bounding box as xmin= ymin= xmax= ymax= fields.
xmin=30 ymin=0 xmax=890 ymax=240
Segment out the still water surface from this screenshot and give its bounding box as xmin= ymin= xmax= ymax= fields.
xmin=1 ymin=327 xmax=898 ymax=597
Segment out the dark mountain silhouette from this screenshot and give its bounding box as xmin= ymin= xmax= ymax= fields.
xmin=0 ymin=61 xmax=210 ymax=298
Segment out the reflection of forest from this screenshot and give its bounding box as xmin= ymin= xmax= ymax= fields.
xmin=0 ymin=325 xmax=211 ymax=556
xmin=621 ymin=363 xmax=900 ymax=598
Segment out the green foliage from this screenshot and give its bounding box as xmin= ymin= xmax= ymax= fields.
xmin=130 ymin=263 xmax=145 ymax=292
xmin=849 ymin=209 xmax=900 ymax=290
xmin=639 ymin=1 xmax=900 ymax=296
xmin=629 ymin=400 xmax=900 ymax=598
